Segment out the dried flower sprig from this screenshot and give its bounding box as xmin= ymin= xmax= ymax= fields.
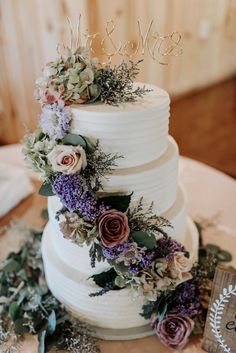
xmin=95 ymin=60 xmax=151 ymax=106
xmin=83 ymin=140 xmax=122 ymax=191
xmin=127 ymin=197 xmax=173 ymax=237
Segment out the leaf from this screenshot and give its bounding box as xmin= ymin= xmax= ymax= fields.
xmin=62 ymin=133 xmax=95 ymax=154
xmin=39 ymin=182 xmax=54 ymax=197
xmin=99 ymin=193 xmax=133 ymax=212
xmin=87 ymin=84 xmax=101 ymax=103
xmin=206 ymin=244 xmax=220 ymax=254
xmin=14 ymin=318 xmax=31 ymax=334
xmin=114 ymin=275 xmax=127 ymax=288
xmin=3 ymin=259 xmax=21 ymax=273
xmin=38 ymin=330 xmax=46 ymax=353
xmin=216 ymin=250 xmax=232 ymax=262
xmin=20 ymin=247 xmax=28 ymax=263
xmin=90 ymin=268 xmax=117 ymax=288
xmin=9 ymin=301 xmax=19 ymax=321
xmin=41 ymin=209 xmax=49 ymax=221
xmin=157 ymin=297 xmax=168 ymax=321
xmin=62 ymin=133 xmax=86 ymax=148
xmin=132 ymin=231 xmax=156 ymax=250
xmin=141 ymin=301 xmax=158 ymax=320
xmin=17 ymin=269 xmax=28 ymax=281
xmin=82 ymin=135 xmax=95 ymax=154
xmin=47 ymin=310 xmax=56 ymax=335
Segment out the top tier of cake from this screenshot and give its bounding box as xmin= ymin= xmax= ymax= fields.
xmin=70 ymin=83 xmax=170 ymax=169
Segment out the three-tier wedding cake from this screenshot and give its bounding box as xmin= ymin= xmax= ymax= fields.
xmin=41 ymin=83 xmax=199 ymax=337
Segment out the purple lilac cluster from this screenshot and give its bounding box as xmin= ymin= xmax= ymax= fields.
xmin=170 ymin=279 xmax=201 ymax=318
xmin=155 ymin=237 xmax=186 ymax=260
xmin=102 ymin=242 xmax=131 ymax=260
xmin=128 ymin=252 xmax=155 ymax=274
xmin=40 ymin=100 xmax=72 ymax=140
xmin=52 ymin=173 xmax=107 ymax=221
xmin=102 ymin=242 xmax=155 ymax=275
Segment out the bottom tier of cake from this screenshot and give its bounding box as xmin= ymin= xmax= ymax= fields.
xmin=41 ymin=217 xmax=199 ymax=339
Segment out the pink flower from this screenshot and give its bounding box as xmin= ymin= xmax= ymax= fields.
xmin=45 ymin=89 xmax=60 ymax=104
xmin=154 ymin=314 xmax=194 ymax=350
xmin=98 ymin=210 xmax=130 ymax=248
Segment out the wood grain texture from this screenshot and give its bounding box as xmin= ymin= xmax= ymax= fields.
xmin=0 ymin=0 xmax=236 ymax=145
xmin=202 ymin=266 xmax=236 ymax=353
xmin=170 ymin=77 xmax=236 ymax=178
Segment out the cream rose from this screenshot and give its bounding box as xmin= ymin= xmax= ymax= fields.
xmin=47 ymin=144 xmax=87 ymax=174
xmin=170 ymin=252 xmax=193 ymax=280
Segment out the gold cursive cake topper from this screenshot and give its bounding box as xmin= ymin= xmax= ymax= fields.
xmin=62 ymin=14 xmax=183 ymax=66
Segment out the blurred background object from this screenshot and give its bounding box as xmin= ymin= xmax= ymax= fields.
xmin=0 ymin=0 xmax=236 ymax=176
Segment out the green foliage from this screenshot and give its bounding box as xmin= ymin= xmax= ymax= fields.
xmin=114 ymin=275 xmax=127 ymax=288
xmin=83 ymin=140 xmax=122 ymax=192
xmin=0 ymin=226 xmax=100 ymax=353
xmin=99 ymin=193 xmax=133 ymax=212
xmin=127 ymin=197 xmax=172 ymax=237
xmin=39 ymin=182 xmax=54 ymax=197
xmin=131 ymin=231 xmax=156 ymax=250
xmin=95 ymin=60 xmax=150 ymax=106
xmin=90 ymin=268 xmax=117 ymax=288
xmin=62 ymin=133 xmax=87 ymax=148
xmin=141 ymin=294 xmax=170 ymax=321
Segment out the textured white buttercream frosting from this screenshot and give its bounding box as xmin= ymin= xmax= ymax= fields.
xmin=70 ymin=83 xmax=170 ymax=169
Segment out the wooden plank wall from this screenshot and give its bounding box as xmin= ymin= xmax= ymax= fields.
xmin=0 ymin=0 xmax=236 ymax=144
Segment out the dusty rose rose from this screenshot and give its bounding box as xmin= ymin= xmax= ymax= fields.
xmin=155 ymin=314 xmax=194 ymax=350
xmin=47 ymin=144 xmax=87 ymax=174
xmin=98 ymin=210 xmax=130 ymax=248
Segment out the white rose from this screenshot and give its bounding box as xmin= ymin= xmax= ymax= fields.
xmin=170 ymin=252 xmax=193 ymax=280
xmin=47 ymin=144 xmax=87 ymax=174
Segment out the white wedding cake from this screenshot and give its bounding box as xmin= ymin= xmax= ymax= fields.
xmin=41 ymin=83 xmax=199 ymax=336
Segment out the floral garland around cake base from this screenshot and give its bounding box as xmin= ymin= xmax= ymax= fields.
xmin=0 ymin=221 xmax=232 ymax=353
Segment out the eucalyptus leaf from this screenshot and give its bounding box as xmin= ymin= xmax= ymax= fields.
xmin=99 ymin=193 xmax=133 ymax=212
xmin=90 ymin=268 xmax=117 ymax=288
xmin=217 ymin=250 xmax=232 ymax=262
xmin=20 ymin=247 xmax=28 ymax=263
xmin=62 ymin=134 xmax=86 ymax=148
xmin=17 ymin=268 xmax=28 ymax=281
xmin=9 ymin=301 xmax=19 ymax=321
xmin=39 ymin=182 xmax=54 ymax=197
xmin=82 ymin=135 xmax=95 ymax=153
xmin=157 ymin=298 xmax=168 ymax=321
xmin=47 ymin=310 xmax=56 ymax=335
xmin=132 ymin=231 xmax=156 ymax=250
xmin=205 ymin=244 xmax=220 ymax=254
xmin=114 ymin=275 xmax=127 ymax=288
xmin=3 ymin=259 xmax=21 ymax=273
xmin=87 ymin=84 xmax=101 ymax=103
xmin=38 ymin=330 xmax=46 ymax=353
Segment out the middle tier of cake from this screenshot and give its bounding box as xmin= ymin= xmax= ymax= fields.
xmin=101 ymin=135 xmax=178 ymax=215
